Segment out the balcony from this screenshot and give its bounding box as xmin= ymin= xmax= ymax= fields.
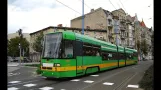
xmin=120 ymin=19 xmax=126 ymax=23
xmin=120 ymin=34 xmax=126 ymax=39
xmin=108 ymin=23 xmax=113 ymax=28
xmin=120 ymin=26 xmax=126 ymax=31
xmin=108 ymin=34 xmax=113 ymax=38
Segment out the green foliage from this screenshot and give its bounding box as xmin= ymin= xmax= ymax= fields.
xmin=139 ymin=65 xmax=153 ymax=90
xmin=36 ymin=64 xmax=42 ymax=74
xmin=136 ymin=40 xmax=140 ymax=51
xmin=8 ymin=36 xmax=29 ymax=57
xmin=32 ymin=31 xmax=44 ymax=53
xmin=141 ymin=39 xmax=148 ymax=56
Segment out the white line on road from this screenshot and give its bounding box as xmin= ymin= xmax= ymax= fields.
xmin=8 ymin=87 xmax=19 ymax=90
xmin=23 ymin=83 xmax=37 ymax=87
xmin=9 ymin=81 xmax=21 ymax=84
xmin=84 ymin=80 xmax=94 ymax=83
xmin=103 ymin=82 xmax=114 ymax=85
xmin=71 ymin=79 xmax=80 ymax=81
xmin=127 ymin=85 xmax=139 ymax=88
xmin=39 ymin=87 xmax=54 ymax=90
xmin=8 ymin=79 xmax=41 ymax=87
xmin=79 ymin=66 xmax=134 ymax=90
xmin=90 ymin=75 xmax=99 ymax=77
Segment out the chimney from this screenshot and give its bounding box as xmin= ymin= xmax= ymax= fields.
xmin=91 ymin=9 xmax=94 ymax=12
xmin=57 ymin=24 xmax=63 ymax=27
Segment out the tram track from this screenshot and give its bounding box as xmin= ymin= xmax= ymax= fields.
xmin=112 ymin=72 xmax=138 ymax=90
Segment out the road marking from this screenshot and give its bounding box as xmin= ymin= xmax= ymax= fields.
xmin=71 ymin=79 xmax=80 ymax=81
xmin=103 ymin=82 xmax=114 ymax=85
xmin=8 ymin=73 xmax=20 ymax=77
xmin=39 ymin=87 xmax=54 ymax=90
xmin=60 ymin=89 xmax=66 ymax=90
xmin=79 ymin=67 xmax=134 ymax=90
xmin=9 ymin=81 xmax=21 ymax=84
xmin=8 ymin=87 xmax=19 ymax=90
xmin=90 ymin=75 xmax=99 ymax=77
xmin=8 ymin=79 xmax=41 ymax=87
xmin=42 ymin=76 xmax=47 ymax=79
xmin=127 ymin=85 xmax=139 ymax=88
xmin=84 ymin=80 xmax=94 ymax=83
xmin=23 ymin=83 xmax=37 ymax=87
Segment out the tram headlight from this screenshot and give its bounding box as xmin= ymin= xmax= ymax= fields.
xmin=55 ymin=63 xmax=61 ymax=67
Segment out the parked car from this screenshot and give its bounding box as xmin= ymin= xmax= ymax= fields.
xmin=13 ymin=57 xmax=20 ymax=62
xmin=7 ymin=56 xmax=14 ymax=62
xmin=23 ymin=57 xmax=32 ymax=63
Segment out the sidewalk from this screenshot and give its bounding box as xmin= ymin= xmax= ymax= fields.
xmin=8 ymin=62 xmax=40 ymax=73
xmin=8 ymin=62 xmax=40 ymax=67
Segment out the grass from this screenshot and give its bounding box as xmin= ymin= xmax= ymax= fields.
xmin=139 ymin=65 xmax=153 ymax=90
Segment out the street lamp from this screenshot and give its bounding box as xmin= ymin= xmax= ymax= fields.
xmin=19 ymin=43 xmax=21 ymax=66
xmin=17 ymin=29 xmax=23 ymax=66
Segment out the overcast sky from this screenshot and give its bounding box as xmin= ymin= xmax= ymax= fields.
xmin=8 ymin=0 xmax=153 ymax=34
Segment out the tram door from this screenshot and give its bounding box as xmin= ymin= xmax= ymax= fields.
xmin=75 ymin=40 xmax=84 ymax=76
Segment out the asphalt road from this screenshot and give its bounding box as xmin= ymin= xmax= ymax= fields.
xmin=8 ymin=60 xmax=153 ymax=90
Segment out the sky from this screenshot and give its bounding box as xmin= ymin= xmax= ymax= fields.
xmin=8 ymin=0 xmax=153 ymax=34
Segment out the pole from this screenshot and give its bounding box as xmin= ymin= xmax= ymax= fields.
xmin=18 ymin=29 xmax=22 ymax=66
xmin=19 ymin=43 xmax=21 ymax=66
xmin=82 ymin=0 xmax=84 ymax=35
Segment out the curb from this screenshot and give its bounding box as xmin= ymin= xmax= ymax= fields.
xmin=20 ymin=66 xmax=38 ymax=69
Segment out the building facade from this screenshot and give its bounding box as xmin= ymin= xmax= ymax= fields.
xmin=112 ymin=8 xmax=128 ymax=47
xmin=71 ymin=7 xmax=115 ymax=44
xmin=126 ymin=15 xmax=135 ymax=48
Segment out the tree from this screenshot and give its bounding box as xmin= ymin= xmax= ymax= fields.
xmin=32 ymin=31 xmax=44 ymax=54
xmin=136 ymin=40 xmax=141 ymax=52
xmin=8 ymin=37 xmax=29 ymax=57
xmin=141 ymin=39 xmax=148 ymax=56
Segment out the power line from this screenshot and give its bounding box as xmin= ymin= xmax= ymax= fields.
xmin=55 ymin=0 xmax=81 ymax=15
xmin=78 ymin=0 xmax=92 ymax=9
xmin=109 ymin=0 xmax=117 ymax=10
xmin=78 ymin=0 xmax=106 ymax=20
xmin=117 ymin=3 xmax=122 ymax=9
xmin=118 ymin=0 xmax=128 ymax=14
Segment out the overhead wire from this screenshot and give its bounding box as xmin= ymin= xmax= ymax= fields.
xmin=55 ymin=0 xmax=81 ymax=15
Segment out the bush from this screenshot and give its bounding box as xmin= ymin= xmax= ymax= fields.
xmin=36 ymin=64 xmax=42 ymax=74
xmin=139 ymin=65 xmax=153 ymax=90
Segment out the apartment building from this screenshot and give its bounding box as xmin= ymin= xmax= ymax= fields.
xmin=126 ymin=15 xmax=135 ymax=48
xmin=112 ymin=8 xmax=128 ymax=47
xmin=71 ymin=7 xmax=115 ymax=44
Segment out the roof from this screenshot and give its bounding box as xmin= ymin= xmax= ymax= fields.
xmin=140 ymin=19 xmax=146 ymax=27
xmin=71 ymin=7 xmax=103 ymax=21
xmin=112 ymin=8 xmax=126 ymax=14
xmin=30 ymin=26 xmax=107 ymax=35
xmin=131 ymin=16 xmax=135 ymax=21
xmin=126 ymin=15 xmax=133 ymax=22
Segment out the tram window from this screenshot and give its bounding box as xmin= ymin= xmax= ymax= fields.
xmin=63 ymin=40 xmax=73 ymax=58
xmin=119 ymin=53 xmax=125 ymax=60
xmin=83 ymin=43 xmax=100 ymax=56
xmin=102 ymin=52 xmax=108 ymax=60
xmin=102 ymin=51 xmax=117 ymax=60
